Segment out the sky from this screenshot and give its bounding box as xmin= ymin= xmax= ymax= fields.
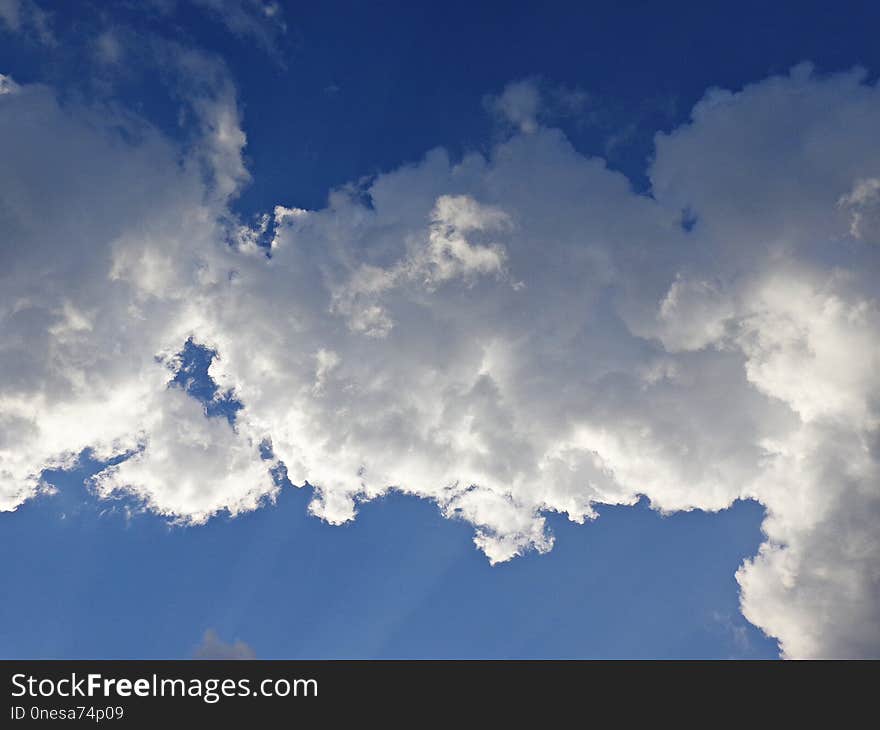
xmin=0 ymin=0 xmax=879 ymax=659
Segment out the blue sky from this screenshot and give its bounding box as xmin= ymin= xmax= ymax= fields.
xmin=7 ymin=1 xmax=880 ymax=211
xmin=1 ymin=459 xmax=773 ymax=659
xmin=2 ymin=1 xmax=880 ymax=659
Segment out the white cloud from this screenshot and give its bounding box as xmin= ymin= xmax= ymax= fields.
xmin=0 ymin=74 xmax=273 ymax=518
xmin=486 ymin=78 xmax=543 ymax=133
xmin=1 ymin=63 xmax=879 ymax=657
xmin=94 ymin=30 xmax=124 ymax=66
xmin=839 ymin=177 xmax=880 ymax=239
xmin=0 ymin=73 xmax=18 ymax=95
xmin=0 ymin=0 xmax=53 ymax=44
xmin=329 ymin=195 xmax=511 ymax=337
xmin=90 ymin=386 xmax=277 ymax=524
xmin=0 ymin=0 xmax=20 ymax=31
xmin=486 ymin=78 xmax=591 ymax=135
xmin=190 ymin=0 xmax=286 ymax=58
xmin=160 ymin=43 xmax=251 ymax=202
xmin=193 ymin=629 xmax=256 ymax=659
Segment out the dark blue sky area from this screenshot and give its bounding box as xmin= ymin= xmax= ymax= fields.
xmin=230 ymin=1 xmax=880 ymax=210
xmin=3 ymin=1 xmax=880 ymax=211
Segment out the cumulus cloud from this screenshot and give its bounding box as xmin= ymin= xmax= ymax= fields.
xmin=193 ymin=629 xmax=256 ymax=659
xmin=0 ymin=71 xmax=273 ymax=518
xmin=1 ymin=61 xmax=879 ymax=658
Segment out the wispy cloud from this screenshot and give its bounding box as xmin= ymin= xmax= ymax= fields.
xmin=192 ymin=629 xmax=256 ymax=660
